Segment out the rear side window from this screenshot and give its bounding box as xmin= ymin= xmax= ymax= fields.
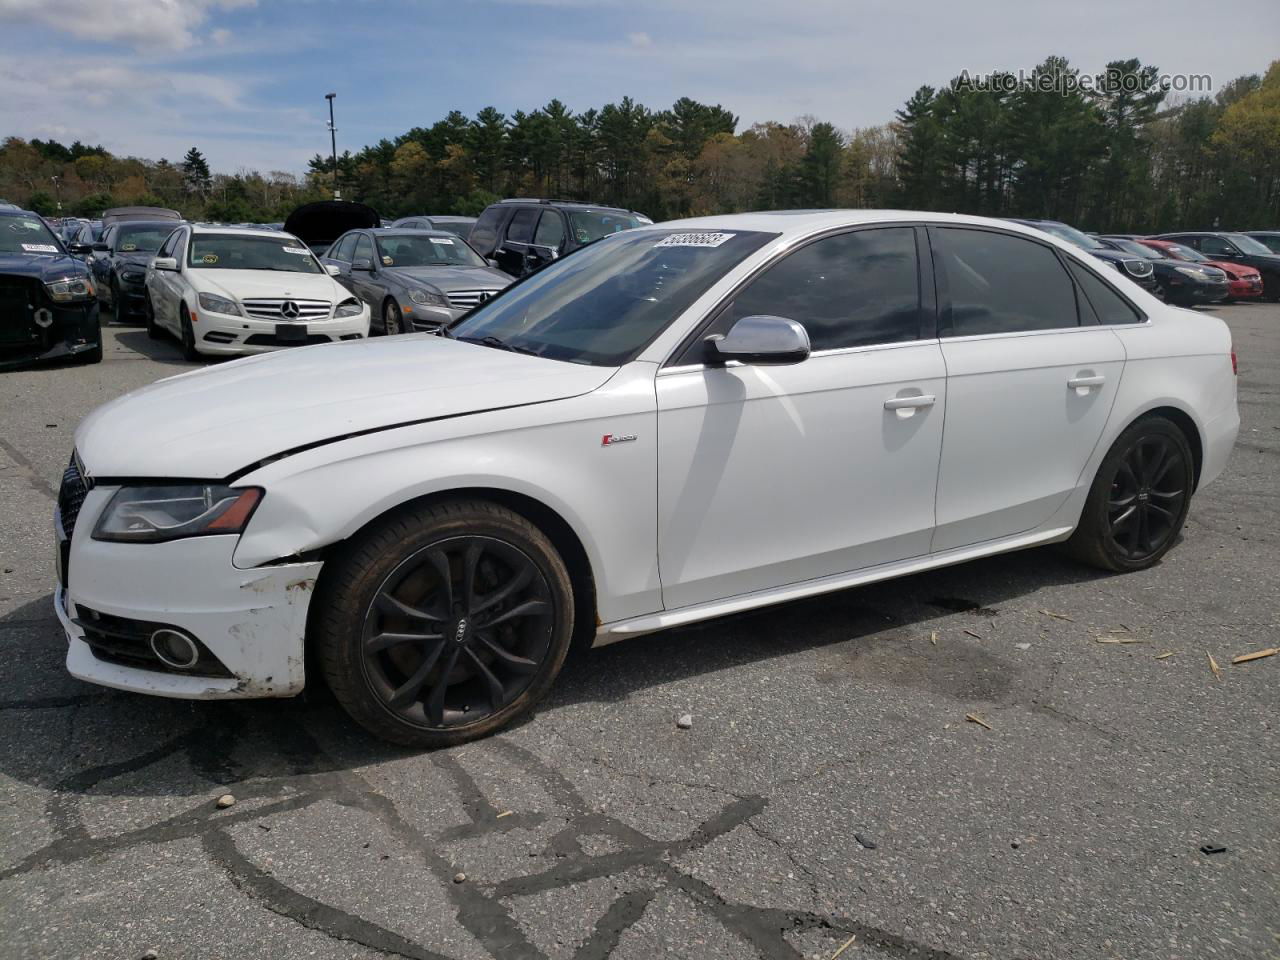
xmin=934 ymin=228 xmax=1078 ymax=336
xmin=713 ymin=227 xmax=923 ymax=352
xmin=506 ymin=207 xmax=539 ymax=244
xmin=534 ymin=211 xmax=566 ymax=250
xmin=470 ymin=206 xmax=503 ymax=252
xmin=1066 ymin=259 xmax=1142 ymax=324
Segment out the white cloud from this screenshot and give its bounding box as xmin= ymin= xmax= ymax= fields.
xmin=211 ymin=27 xmax=232 ymax=45
xmin=627 ymin=31 xmax=652 ymax=48
xmin=0 ymin=0 xmax=256 ymax=52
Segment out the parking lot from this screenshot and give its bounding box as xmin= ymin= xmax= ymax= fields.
xmin=1 ymin=303 xmax=1276 ymax=959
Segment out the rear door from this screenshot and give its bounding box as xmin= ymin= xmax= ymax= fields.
xmin=928 ymin=226 xmax=1128 ymax=552
xmin=656 ymin=225 xmax=947 ymax=609
xmin=496 ymin=207 xmax=539 ymax=276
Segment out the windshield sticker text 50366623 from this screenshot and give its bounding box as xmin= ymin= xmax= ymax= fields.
xmin=655 ymin=232 xmax=735 ymax=249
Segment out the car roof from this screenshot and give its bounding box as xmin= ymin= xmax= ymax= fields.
xmin=648 ymin=209 xmax=1076 ymax=238
xmin=367 ymin=227 xmax=463 ymax=239
xmin=188 ymin=223 xmax=298 ymax=241
xmin=499 ymin=199 xmax=637 ymax=214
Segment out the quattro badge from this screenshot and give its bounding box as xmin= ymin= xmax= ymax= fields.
xmin=601 ymin=433 xmax=637 ymax=447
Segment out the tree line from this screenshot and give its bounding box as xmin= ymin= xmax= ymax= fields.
xmin=2 ymin=55 xmax=1276 ymax=231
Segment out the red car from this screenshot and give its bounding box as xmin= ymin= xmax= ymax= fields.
xmin=1139 ymin=239 xmax=1264 ymax=301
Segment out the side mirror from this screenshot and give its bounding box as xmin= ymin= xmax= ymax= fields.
xmin=325 ymin=263 xmax=341 ymax=276
xmin=92 ymin=242 xmax=109 ymax=252
xmin=152 ymin=257 xmax=178 ymax=271
xmin=351 ymin=257 xmax=372 ymax=272
xmin=486 ymin=258 xmax=500 ymax=269
xmin=705 ymin=315 xmax=810 ymax=366
xmin=528 ymin=244 xmax=559 ymax=260
xmin=68 ymin=242 xmax=90 ymax=254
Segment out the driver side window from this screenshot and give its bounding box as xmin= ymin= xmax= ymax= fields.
xmin=534 ymin=212 xmax=566 ymax=251
xmin=330 ymin=234 xmax=355 ymax=263
xmin=1199 ymin=236 xmax=1237 ymax=257
xmin=353 ymin=234 xmax=373 ymax=264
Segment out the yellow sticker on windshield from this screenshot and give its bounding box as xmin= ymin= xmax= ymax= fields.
xmin=120 ymin=243 xmax=137 ymax=252
xmin=202 ymin=253 xmax=218 ymax=264
xmin=382 ymin=255 xmax=393 ymax=266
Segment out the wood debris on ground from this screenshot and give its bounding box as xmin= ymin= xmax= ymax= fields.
xmin=1155 ymin=651 xmax=1176 ymax=660
xmin=1039 ymin=609 xmax=1074 ymax=622
xmin=1207 ymin=652 xmax=1222 ymax=680
xmin=930 ymin=631 xmax=938 ymax=646
xmin=964 ymin=629 xmax=982 ymax=640
xmin=965 ymin=713 xmax=992 ymax=730
xmin=828 ymin=934 xmax=858 ymax=960
xmin=1094 ymin=624 xmax=1145 ymax=644
xmin=496 ymin=810 xmax=513 ymax=819
xmin=1232 ymin=648 xmax=1278 ymax=665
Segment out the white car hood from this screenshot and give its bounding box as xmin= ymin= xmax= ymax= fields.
xmin=76 ymin=336 xmax=615 ymax=478
xmin=192 ymin=268 xmax=344 ymax=303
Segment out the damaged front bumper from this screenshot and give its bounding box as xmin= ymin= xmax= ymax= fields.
xmin=56 ymin=485 xmax=321 ymax=699
xmin=0 ymin=296 xmax=100 ymax=370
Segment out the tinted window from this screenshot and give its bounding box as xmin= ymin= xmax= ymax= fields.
xmin=331 ymin=234 xmax=356 ymax=262
xmin=1066 ymin=259 xmax=1142 ymax=325
xmin=157 ymin=230 xmax=180 ymax=258
xmin=1223 ymin=233 xmax=1271 ymax=255
xmin=0 ymin=214 xmax=62 ymax=255
xmin=506 ymin=207 xmax=539 ymax=244
xmin=935 ymin=228 xmax=1077 ymax=336
xmin=114 ymin=224 xmax=173 ymax=253
xmin=470 ymin=206 xmax=504 ymax=252
xmin=353 ymin=234 xmax=374 ymax=263
xmin=714 ymin=227 xmax=922 ymax=352
xmin=451 ymin=229 xmax=775 ymax=366
xmin=568 ymin=210 xmax=644 ymax=244
xmin=1198 ymin=236 xmax=1237 ymax=256
xmin=534 ymin=211 xmax=566 ymax=250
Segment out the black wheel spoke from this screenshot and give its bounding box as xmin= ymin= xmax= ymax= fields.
xmin=376 ymin=591 xmax=446 ymax=623
xmin=1152 ymin=452 xmax=1181 ymax=486
xmin=1147 ymin=501 xmax=1176 ymax=524
xmin=461 ymin=541 xmax=484 ymax=613
xmin=478 ymin=598 xmax=550 ymax=630
xmin=368 ymin=630 xmax=442 ymax=653
xmin=463 ymin=647 xmax=506 ymax=710
xmin=424 ymin=644 xmax=462 ymax=724
xmin=388 ymin=641 xmax=446 ymax=709
xmin=475 ymin=632 xmax=539 ymax=674
xmin=1143 ymin=442 xmax=1166 ymax=486
xmin=471 ymin=565 xmax=533 ymax=616
xmin=425 ymin=549 xmax=453 ymax=610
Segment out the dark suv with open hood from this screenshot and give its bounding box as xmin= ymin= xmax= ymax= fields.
xmin=0 ymin=208 xmax=101 ymax=368
xmin=469 ymin=199 xmax=649 ymax=278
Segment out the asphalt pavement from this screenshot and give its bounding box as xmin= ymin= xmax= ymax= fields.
xmin=1 ymin=305 xmax=1277 ymax=960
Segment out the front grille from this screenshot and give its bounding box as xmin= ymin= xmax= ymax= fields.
xmin=58 ymin=452 xmax=89 ymax=540
xmin=446 ymin=289 xmax=503 ymax=310
xmin=241 ymin=298 xmax=331 ymax=321
xmin=72 ymin=605 xmax=233 ymax=678
xmin=0 ymin=276 xmax=38 ymax=346
xmin=244 ymin=333 xmax=333 ymax=347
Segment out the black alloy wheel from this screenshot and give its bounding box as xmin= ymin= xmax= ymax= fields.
xmin=361 ymin=536 xmax=553 ymax=728
xmin=1068 ymin=416 xmax=1194 ymax=572
xmin=314 ymin=500 xmax=574 ymax=746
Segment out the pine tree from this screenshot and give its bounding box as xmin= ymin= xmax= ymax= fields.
xmin=181 ymin=147 xmax=212 ymax=196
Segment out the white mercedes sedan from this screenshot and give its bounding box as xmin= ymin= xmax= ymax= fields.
xmin=56 ymin=211 xmax=1238 ymax=746
xmin=143 ymin=224 xmax=370 ymax=359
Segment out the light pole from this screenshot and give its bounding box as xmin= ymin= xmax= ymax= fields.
xmin=325 ymin=93 xmax=340 ymax=200
xmin=50 ymin=175 xmax=62 ymax=214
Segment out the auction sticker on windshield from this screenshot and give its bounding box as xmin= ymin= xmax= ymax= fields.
xmin=655 ymin=232 xmax=735 ymax=248
xmin=282 ymin=246 xmax=310 ymax=255
xmin=430 ymin=237 xmax=455 ymax=245
xmin=21 ymin=243 xmax=59 ymax=253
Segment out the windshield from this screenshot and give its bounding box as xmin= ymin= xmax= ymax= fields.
xmin=450 ymin=228 xmax=775 ymax=366
xmin=568 ymin=210 xmax=645 ymax=245
xmin=376 ymin=233 xmax=484 ymax=267
xmin=188 ymin=234 xmax=323 ymax=273
xmin=1107 ymin=238 xmax=1160 ymax=260
xmin=114 ymin=224 xmax=174 ymax=253
xmin=1149 ymin=241 xmax=1206 ymax=262
xmin=0 ymin=215 xmax=63 ymax=255
xmin=1224 ymin=233 xmax=1272 ymax=256
xmin=1031 ymin=221 xmax=1107 ymax=251
xmin=432 ymin=220 xmax=474 ymax=239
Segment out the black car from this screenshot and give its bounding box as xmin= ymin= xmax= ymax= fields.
xmin=469 ymin=199 xmax=648 ymax=277
xmin=322 ymin=228 xmax=511 ymax=334
xmin=1009 ymin=219 xmax=1160 ymax=295
xmin=86 ymin=220 xmax=183 ymax=322
xmin=1094 ymin=235 xmax=1228 ymax=306
xmin=283 ymin=200 xmax=380 ymax=258
xmin=391 ymin=215 xmax=477 ymax=240
xmin=1243 ymin=231 xmax=1280 ymax=255
xmin=0 ymin=208 xmax=102 ymax=368
xmin=67 ymin=220 xmax=103 ymax=260
xmin=1153 ymin=232 xmax=1280 ymax=301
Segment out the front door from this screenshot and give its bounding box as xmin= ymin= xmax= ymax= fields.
xmin=656 ymin=225 xmax=947 ymax=610
xmin=928 ymin=226 xmax=1127 ymax=552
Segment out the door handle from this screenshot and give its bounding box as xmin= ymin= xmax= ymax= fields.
xmin=1067 ymin=375 xmax=1106 ymax=393
xmin=884 ymin=394 xmax=936 ymax=418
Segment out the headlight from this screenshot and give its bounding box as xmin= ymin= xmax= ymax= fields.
xmin=408 ymin=287 xmax=448 ymax=307
xmin=92 ymin=485 xmax=262 ymax=543
xmin=1174 ymin=266 xmax=1211 ymax=280
xmin=334 ymin=297 xmax=363 ymax=318
xmin=122 ymin=270 xmax=145 ymax=282
xmin=197 ymin=292 xmax=242 ymax=316
xmin=44 ymin=276 xmax=94 ymax=302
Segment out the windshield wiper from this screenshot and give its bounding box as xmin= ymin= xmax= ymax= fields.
xmin=457 ymin=335 xmax=539 ymax=356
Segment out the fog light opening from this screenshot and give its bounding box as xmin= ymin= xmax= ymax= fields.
xmin=150 ymin=628 xmax=200 ymax=670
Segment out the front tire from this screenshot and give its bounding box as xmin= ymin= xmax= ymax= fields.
xmin=313 ymin=499 xmax=575 ymax=747
xmin=144 ymin=293 xmax=161 ymax=340
xmin=383 ymin=299 xmax=404 ymax=336
xmin=1067 ymin=416 xmax=1194 ymax=572
xmin=179 ymin=306 xmax=201 ymax=361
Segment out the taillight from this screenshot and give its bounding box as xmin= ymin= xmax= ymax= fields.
xmin=1231 ymin=350 xmax=1238 ymax=375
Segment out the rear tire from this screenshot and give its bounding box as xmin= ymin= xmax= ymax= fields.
xmin=1066 ymin=416 xmax=1194 ymax=572
xmin=313 ymin=499 xmax=574 ymax=747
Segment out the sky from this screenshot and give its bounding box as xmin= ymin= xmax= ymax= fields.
xmin=2 ymin=0 xmax=1278 ymax=175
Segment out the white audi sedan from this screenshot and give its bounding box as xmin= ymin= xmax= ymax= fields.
xmin=56 ymin=211 xmax=1238 ymax=746
xmin=143 ymin=224 xmax=370 ymax=359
